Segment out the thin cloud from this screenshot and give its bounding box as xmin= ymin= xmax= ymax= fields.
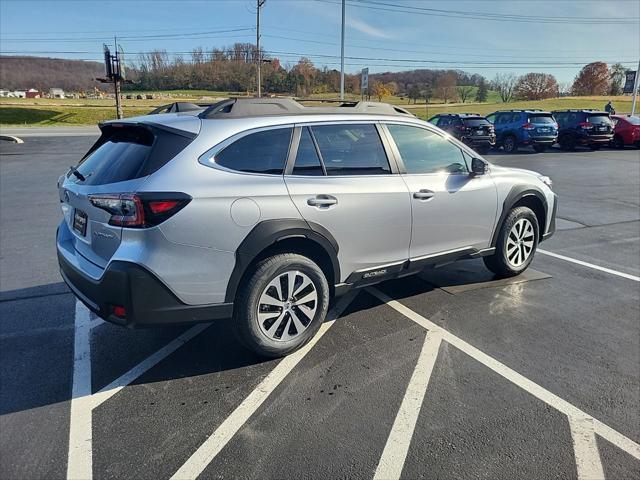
xmin=347 ymin=17 xmax=391 ymax=39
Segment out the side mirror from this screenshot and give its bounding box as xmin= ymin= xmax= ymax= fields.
xmin=471 ymin=157 xmax=488 ymax=175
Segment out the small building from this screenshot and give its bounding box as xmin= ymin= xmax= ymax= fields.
xmin=49 ymin=88 xmax=65 ymax=99
xmin=25 ymin=88 xmax=41 ymax=98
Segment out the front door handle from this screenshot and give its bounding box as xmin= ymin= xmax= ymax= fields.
xmin=413 ymin=189 xmax=435 ymax=200
xmin=307 ymin=195 xmax=338 ymax=207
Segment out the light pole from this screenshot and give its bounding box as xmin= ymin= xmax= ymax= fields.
xmin=632 ymin=58 xmax=640 ymax=116
xmin=257 ymin=0 xmax=266 ymax=98
xmin=340 ymin=0 xmax=345 ymax=100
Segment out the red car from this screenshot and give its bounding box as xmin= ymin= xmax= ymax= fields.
xmin=611 ymin=115 xmax=640 ymax=149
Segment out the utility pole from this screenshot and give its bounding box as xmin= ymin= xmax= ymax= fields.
xmin=113 ymin=37 xmax=123 ymax=119
xmin=340 ymin=0 xmax=345 ymax=100
xmin=256 ymin=0 xmax=266 ymax=98
xmin=97 ymin=40 xmax=130 ymax=119
xmin=632 ymin=58 xmax=640 ymax=116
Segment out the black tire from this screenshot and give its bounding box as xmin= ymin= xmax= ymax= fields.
xmin=559 ymin=135 xmax=575 ymax=151
xmin=589 ymin=144 xmax=601 ymax=151
xmin=533 ymin=144 xmax=546 ymax=153
xmin=611 ymin=135 xmax=624 ymax=149
xmin=234 ymin=253 xmax=330 ymax=358
xmin=483 ymin=206 xmax=539 ymax=278
xmin=502 ymin=135 xmax=517 ymax=153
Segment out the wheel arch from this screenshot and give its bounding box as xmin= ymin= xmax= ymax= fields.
xmin=491 ymin=187 xmax=547 ymax=246
xmin=225 ymin=219 xmax=340 ymax=303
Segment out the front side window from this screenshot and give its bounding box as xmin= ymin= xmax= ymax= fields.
xmin=215 ymin=128 xmax=292 ymax=174
xmin=387 ymin=124 xmax=467 ymax=175
xmin=310 ymin=124 xmax=390 ymax=176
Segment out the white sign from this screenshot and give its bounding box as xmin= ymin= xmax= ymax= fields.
xmin=361 ymin=68 xmax=369 ymax=91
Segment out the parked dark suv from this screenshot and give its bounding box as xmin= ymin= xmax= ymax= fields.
xmin=428 ymin=113 xmax=495 ymax=154
xmin=552 ymin=109 xmax=614 ymax=151
xmin=486 ymin=110 xmax=558 ymax=153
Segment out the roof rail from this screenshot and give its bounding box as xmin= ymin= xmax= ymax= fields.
xmin=198 ymin=97 xmax=414 ymax=119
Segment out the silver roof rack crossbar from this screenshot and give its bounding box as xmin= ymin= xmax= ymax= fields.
xmin=198 ymin=97 xmax=414 ymax=119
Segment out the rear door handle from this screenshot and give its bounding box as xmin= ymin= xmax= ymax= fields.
xmin=307 ymin=195 xmax=338 ymax=207
xmin=413 ymin=189 xmax=435 ymax=200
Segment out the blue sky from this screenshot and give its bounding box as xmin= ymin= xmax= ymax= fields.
xmin=1 ymin=0 xmax=638 ymax=84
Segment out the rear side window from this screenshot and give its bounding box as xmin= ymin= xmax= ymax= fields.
xmin=529 ymin=115 xmax=555 ymax=124
xmin=387 ymin=124 xmax=467 ymax=175
xmin=215 ymin=128 xmax=293 ymax=175
xmin=310 ymin=124 xmax=390 ymax=176
xmin=292 ymin=127 xmax=324 ymax=176
xmin=75 ymin=125 xmax=193 ymax=186
xmin=625 ymin=116 xmax=640 ymax=125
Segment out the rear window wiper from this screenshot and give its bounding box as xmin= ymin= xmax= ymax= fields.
xmin=68 ymin=165 xmax=86 ymax=182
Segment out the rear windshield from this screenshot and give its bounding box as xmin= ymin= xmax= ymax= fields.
xmin=529 ymin=115 xmax=555 ymax=124
xmin=623 ymin=116 xmax=640 ymax=125
xmin=462 ymin=118 xmax=491 ymax=126
xmin=587 ymin=115 xmax=612 ymax=125
xmin=73 ymin=125 xmax=194 ymax=185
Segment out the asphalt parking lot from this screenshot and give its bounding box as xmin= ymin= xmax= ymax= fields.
xmin=1 ymin=134 xmax=639 ymax=480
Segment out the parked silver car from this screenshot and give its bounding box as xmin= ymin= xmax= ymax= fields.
xmin=57 ymin=98 xmax=557 ymax=357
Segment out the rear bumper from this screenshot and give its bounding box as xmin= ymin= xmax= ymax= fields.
xmin=462 ymin=136 xmax=496 ymax=146
xmin=58 ymin=248 xmax=233 ymax=327
xmin=581 ymin=135 xmax=613 ymax=144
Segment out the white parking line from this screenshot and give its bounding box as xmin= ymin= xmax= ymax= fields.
xmin=374 ymin=331 xmax=443 ymax=480
xmin=171 ymin=292 xmax=357 ymax=480
xmin=66 ymin=307 xmax=212 ymax=480
xmin=67 ymin=301 xmax=93 ymax=480
xmin=538 ymin=249 xmax=640 ymax=282
xmin=91 ymin=323 xmax=210 ymax=408
xmin=368 ymin=287 xmax=640 ymax=475
xmin=569 ymin=416 xmax=606 ymax=480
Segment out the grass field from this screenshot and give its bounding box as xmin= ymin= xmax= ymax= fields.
xmin=0 ymin=94 xmax=634 ymax=126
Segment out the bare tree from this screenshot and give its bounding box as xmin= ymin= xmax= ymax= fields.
xmin=492 ymin=73 xmax=518 ymax=103
xmin=456 ymin=85 xmax=474 ymax=103
xmin=435 ymin=73 xmax=457 ymax=103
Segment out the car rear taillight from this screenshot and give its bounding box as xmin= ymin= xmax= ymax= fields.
xmin=522 ymin=123 xmax=536 ymax=130
xmin=579 ymin=122 xmax=594 ymax=130
xmin=89 ymin=193 xmax=191 ymax=228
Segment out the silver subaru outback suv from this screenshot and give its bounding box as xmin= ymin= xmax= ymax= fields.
xmin=57 ymin=98 xmax=556 ymax=357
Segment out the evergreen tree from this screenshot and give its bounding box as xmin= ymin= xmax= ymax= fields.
xmin=475 ymin=79 xmax=488 ymax=102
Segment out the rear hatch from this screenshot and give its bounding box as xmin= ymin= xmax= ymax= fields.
xmin=59 ymin=122 xmax=195 ymax=268
xmin=462 ymin=117 xmax=494 ymax=137
xmin=586 ymin=113 xmax=614 ymax=138
xmin=527 ymin=113 xmax=557 ymax=137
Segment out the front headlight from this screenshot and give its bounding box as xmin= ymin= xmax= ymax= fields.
xmin=538 ymin=175 xmax=553 ymax=189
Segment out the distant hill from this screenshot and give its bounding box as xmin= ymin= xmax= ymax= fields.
xmin=0 ymin=56 xmax=107 ymax=92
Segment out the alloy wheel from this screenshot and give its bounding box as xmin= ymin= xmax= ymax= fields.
xmin=257 ymin=270 xmax=318 ymax=341
xmin=506 ymin=218 xmax=535 ymax=267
